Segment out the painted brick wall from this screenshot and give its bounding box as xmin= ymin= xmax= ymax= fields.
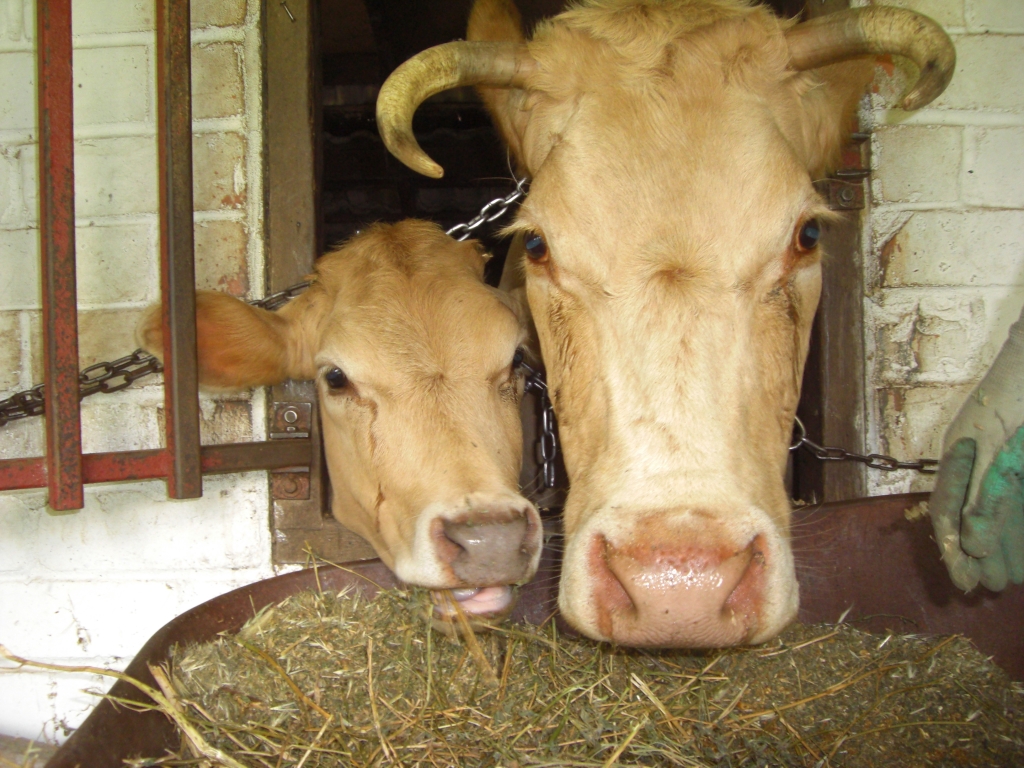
xmin=862 ymin=0 xmax=1024 ymax=495
xmin=0 ymin=0 xmax=275 ymax=742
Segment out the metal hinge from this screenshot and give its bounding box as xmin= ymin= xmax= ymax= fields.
xmin=270 ymin=402 xmax=312 ymax=500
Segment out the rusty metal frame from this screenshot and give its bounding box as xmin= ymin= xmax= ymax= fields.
xmin=0 ymin=0 xmax=314 ymax=508
xmin=156 ymin=0 xmax=202 ymax=499
xmin=36 ymin=0 xmax=82 ymax=511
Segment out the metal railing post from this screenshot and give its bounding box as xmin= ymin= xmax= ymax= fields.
xmin=36 ymin=0 xmax=83 ymax=511
xmin=156 ymin=0 xmax=202 ymax=499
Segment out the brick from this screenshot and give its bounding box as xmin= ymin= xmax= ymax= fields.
xmin=1 ymin=143 xmax=36 ymax=227
xmin=881 ymin=0 xmax=965 ymax=29
xmin=26 ymin=309 xmax=41 ymax=385
xmin=964 ymin=127 xmax=1024 ymax=208
xmin=73 ymin=46 xmax=151 ymax=126
xmin=76 ymin=223 xmax=157 ymax=306
xmin=72 ymin=0 xmax=154 ymax=34
xmin=0 ymin=229 xmax=40 ymax=310
xmin=0 ymin=311 xmax=21 ymax=392
xmin=0 ymin=416 xmax=44 ymax=461
xmin=24 ymin=473 xmax=271 ymax=574
xmin=872 ymin=126 xmax=961 ymax=204
xmin=193 ymin=132 xmax=246 ymax=211
xmin=880 ymin=210 xmax=1024 ymax=287
xmin=872 ymin=383 xmax=973 ymax=494
xmin=74 ymin=137 xmax=158 ymax=217
xmin=195 ymin=218 xmax=248 ymax=295
xmin=879 ymin=384 xmax=972 ymax=459
xmin=0 ymin=53 xmax=35 ymax=131
xmin=199 ymin=398 xmax=253 ymax=444
xmin=969 ymin=0 xmax=1024 ymax=31
xmin=192 ymin=43 xmax=244 ymax=120
xmin=0 ymin=491 xmax=47 ymax=571
xmin=932 ymin=34 xmax=1024 ymax=111
xmin=77 ymin=308 xmax=148 ymax=368
xmin=81 ymin=399 xmax=161 ymax=454
xmin=868 ymin=290 xmax=1014 ymax=385
xmin=192 ymin=0 xmax=247 ymax=28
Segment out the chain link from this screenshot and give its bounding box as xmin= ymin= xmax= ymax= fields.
xmin=251 ymin=281 xmax=312 ymax=311
xmin=521 ymin=360 xmax=559 ymax=489
xmin=789 ymin=416 xmax=938 ymax=474
xmin=444 ymin=180 xmax=528 ymax=241
xmin=0 ymin=349 xmax=164 ymax=428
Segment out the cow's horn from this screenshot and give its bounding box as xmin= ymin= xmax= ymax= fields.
xmin=785 ymin=7 xmax=955 ymax=110
xmin=376 ymin=41 xmax=534 ymax=179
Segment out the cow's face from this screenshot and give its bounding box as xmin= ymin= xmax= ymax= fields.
xmin=138 ymin=221 xmax=542 ymax=619
xmin=375 ymin=0 xmax=953 ymax=646
xmin=507 ymin=78 xmax=829 ymax=645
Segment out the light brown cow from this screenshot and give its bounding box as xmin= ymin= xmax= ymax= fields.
xmin=376 ymin=1 xmax=954 ymax=646
xmin=137 ymin=220 xmax=542 ymax=619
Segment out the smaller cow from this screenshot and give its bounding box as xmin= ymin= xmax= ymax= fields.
xmin=137 ymin=220 xmax=542 ymax=620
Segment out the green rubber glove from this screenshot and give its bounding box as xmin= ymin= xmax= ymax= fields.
xmin=930 ymin=305 xmax=1024 ymax=592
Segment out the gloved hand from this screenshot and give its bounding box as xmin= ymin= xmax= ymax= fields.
xmin=930 ymin=304 xmax=1024 ymax=592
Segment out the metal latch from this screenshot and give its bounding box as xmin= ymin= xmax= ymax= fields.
xmin=270 ymin=402 xmax=312 ymax=439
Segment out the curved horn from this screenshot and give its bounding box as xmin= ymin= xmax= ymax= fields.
xmin=785 ymin=7 xmax=955 ymax=110
xmin=376 ymin=41 xmax=535 ymax=179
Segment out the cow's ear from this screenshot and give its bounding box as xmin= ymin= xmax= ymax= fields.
xmin=786 ymin=59 xmax=874 ymax=178
xmin=468 ymin=0 xmax=532 ymax=168
xmin=135 ymin=289 xmax=323 ymax=390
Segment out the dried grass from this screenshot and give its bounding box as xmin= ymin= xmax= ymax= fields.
xmin=132 ymin=585 xmax=1024 ymax=768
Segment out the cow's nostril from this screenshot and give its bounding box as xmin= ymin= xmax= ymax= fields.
xmin=438 ymin=509 xmax=538 ymax=585
xmin=587 ymin=534 xmax=768 ymax=647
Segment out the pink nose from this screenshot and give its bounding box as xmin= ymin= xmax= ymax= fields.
xmin=433 ymin=505 xmax=540 ymax=586
xmin=588 ymin=533 xmax=767 ymax=647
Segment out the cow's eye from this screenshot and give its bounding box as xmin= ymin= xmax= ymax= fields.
xmin=796 ymin=218 xmax=821 ymax=252
xmin=324 ymin=367 xmax=349 ymax=389
xmin=512 ymin=347 xmax=525 ymax=370
xmin=524 ymin=232 xmax=548 ymax=262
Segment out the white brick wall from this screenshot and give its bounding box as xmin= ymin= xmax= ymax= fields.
xmin=864 ymin=0 xmax=1024 ymax=495
xmin=0 ymin=0 xmax=275 ymax=743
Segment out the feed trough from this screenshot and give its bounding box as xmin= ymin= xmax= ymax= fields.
xmin=45 ymin=493 xmax=1024 ymax=767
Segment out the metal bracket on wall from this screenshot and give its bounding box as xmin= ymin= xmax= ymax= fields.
xmin=824 ymin=131 xmax=869 ymax=211
xmin=270 ymin=402 xmax=312 ymax=439
xmin=270 ymin=402 xmax=312 ymax=500
xmin=828 ymin=179 xmax=865 ymax=211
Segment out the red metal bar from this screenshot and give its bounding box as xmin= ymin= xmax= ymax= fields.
xmin=0 ymin=440 xmax=313 ymax=492
xmin=156 ymin=0 xmax=202 ymax=499
xmin=36 ymin=0 xmax=83 ymax=511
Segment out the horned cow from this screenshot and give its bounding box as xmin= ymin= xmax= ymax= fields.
xmin=138 ymin=220 xmax=542 ymax=620
xmin=376 ymin=0 xmax=955 ymax=647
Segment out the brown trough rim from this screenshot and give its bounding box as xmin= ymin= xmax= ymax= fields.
xmin=46 ymin=493 xmax=1024 ymax=768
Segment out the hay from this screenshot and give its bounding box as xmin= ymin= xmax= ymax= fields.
xmin=149 ymin=586 xmax=1023 ymax=768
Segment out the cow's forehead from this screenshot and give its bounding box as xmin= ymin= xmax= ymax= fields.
xmin=518 ymin=85 xmax=821 ymax=286
xmin=315 ymin=264 xmax=523 ymax=389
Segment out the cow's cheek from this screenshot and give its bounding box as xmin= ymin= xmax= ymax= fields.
xmin=320 ymin=399 xmax=395 ymax=563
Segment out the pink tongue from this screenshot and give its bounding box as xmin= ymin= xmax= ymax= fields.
xmin=436 ymin=585 xmax=514 ymax=615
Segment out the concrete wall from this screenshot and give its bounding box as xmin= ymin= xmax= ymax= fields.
xmin=862 ymin=0 xmax=1024 ymax=495
xmin=0 ymin=0 xmax=274 ymax=742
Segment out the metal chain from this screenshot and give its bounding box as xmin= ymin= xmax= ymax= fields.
xmin=0 ymin=349 xmax=166 ymax=428
xmin=0 ymin=182 xmax=529 ymax=429
xmin=521 ymin=360 xmax=559 ymax=489
xmin=444 ymin=180 xmax=528 ymax=242
xmin=790 ymin=416 xmax=939 ymax=474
